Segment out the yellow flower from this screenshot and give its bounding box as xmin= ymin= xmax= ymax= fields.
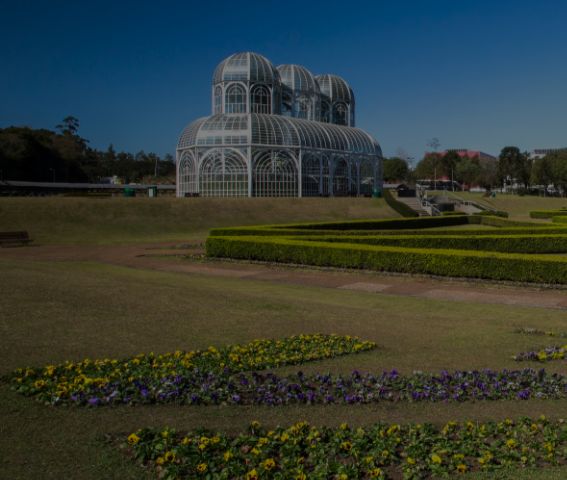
xmin=251 ymin=448 xmax=260 ymax=456
xmin=407 ymin=457 xmax=416 ymax=465
xmin=196 ymin=463 xmax=208 ymax=473
xmin=340 ymin=422 xmax=349 ymax=430
xmin=127 ymin=433 xmax=140 ymax=445
xmin=456 ymin=463 xmax=467 ymax=473
xmin=245 ymin=469 xmax=258 ymax=480
xmin=431 ymin=453 xmax=442 ymax=464
xmin=164 ymin=451 xmax=176 ymax=462
xmin=211 ymin=436 xmax=220 ymax=444
xmin=181 ymin=436 xmax=192 ymax=445
xmin=340 ymin=441 xmax=352 ymax=451
xmin=155 ymin=456 xmax=165 ymax=465
xmin=224 ymin=451 xmax=233 ymax=461
xmin=506 ymin=438 xmax=517 ymax=448
xmin=33 ymin=380 xmax=46 ymax=389
xmin=338 ymin=475 xmax=348 ymax=480
xmin=370 ymin=468 xmax=383 ymax=478
xmin=262 ymin=458 xmax=276 ymax=470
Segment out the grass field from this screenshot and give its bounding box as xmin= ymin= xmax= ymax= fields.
xmin=445 ymin=192 xmax=567 ymax=221
xmin=2 ymin=196 xmax=567 ymax=479
xmin=0 ymin=197 xmax=396 ymax=244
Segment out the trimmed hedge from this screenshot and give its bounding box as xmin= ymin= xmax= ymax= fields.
xmin=476 ymin=209 xmax=509 ymax=218
xmin=301 ymin=234 xmax=567 ymax=254
xmin=530 ymin=209 xmax=567 ymax=219
xmin=206 ymin=236 xmax=567 ymax=284
xmin=209 ymin=216 xmax=559 ymax=237
xmin=383 ymin=189 xmax=419 ymax=218
xmin=441 ymin=211 xmax=467 ymax=216
xmin=552 ymin=216 xmax=567 ymax=224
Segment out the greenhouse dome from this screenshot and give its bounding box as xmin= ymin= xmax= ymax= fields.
xmin=177 ymin=52 xmax=382 ymax=198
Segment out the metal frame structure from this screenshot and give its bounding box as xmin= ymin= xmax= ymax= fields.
xmin=177 ymin=52 xmax=383 ymax=198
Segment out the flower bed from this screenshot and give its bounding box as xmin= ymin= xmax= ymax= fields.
xmin=515 ymin=345 xmax=567 ymax=362
xmin=515 ymin=327 xmax=567 ymax=338
xmin=10 ymin=334 xmax=376 ymax=405
xmin=14 ymin=367 xmax=567 ymax=406
xmin=126 ymin=416 xmax=567 ymax=479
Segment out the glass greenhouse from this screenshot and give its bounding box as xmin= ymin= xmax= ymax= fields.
xmin=176 ymin=52 xmax=383 ymax=197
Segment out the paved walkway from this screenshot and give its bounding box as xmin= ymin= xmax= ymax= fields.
xmin=2 ymin=243 xmax=567 ymax=310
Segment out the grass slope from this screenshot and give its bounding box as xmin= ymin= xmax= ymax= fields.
xmin=0 ymin=197 xmax=397 ymax=245
xmin=2 ymin=259 xmax=567 ymax=478
xmin=449 ymin=192 xmax=567 ymax=221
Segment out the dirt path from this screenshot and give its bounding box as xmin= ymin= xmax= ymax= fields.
xmin=2 ymin=242 xmax=567 ymax=310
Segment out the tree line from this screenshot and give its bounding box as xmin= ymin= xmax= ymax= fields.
xmin=383 ymin=146 xmax=567 ymax=194
xmin=0 ymin=117 xmax=175 ymax=184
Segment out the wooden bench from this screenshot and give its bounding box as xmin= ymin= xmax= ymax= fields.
xmin=0 ymin=231 xmax=32 ymax=247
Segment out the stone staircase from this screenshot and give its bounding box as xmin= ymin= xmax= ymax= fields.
xmin=395 ymin=194 xmax=430 ymax=216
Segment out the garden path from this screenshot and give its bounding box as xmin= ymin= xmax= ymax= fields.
xmin=2 ymin=242 xmax=567 ymax=310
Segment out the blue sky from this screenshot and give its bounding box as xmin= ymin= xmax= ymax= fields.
xmin=1 ymin=0 xmax=566 ymax=163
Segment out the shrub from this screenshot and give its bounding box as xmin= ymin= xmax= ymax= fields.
xmin=552 ymin=216 xmax=567 ymax=224
xmin=441 ymin=211 xmax=466 ymax=216
xmin=476 ymin=209 xmax=509 ymax=218
xmin=206 ymin=236 xmax=567 ymax=284
xmin=530 ymin=210 xmax=567 ymax=219
xmin=301 ymin=234 xmax=567 ymax=254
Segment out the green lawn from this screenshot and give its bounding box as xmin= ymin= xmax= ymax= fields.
xmin=0 ymin=197 xmax=397 ymax=245
xmin=446 ymin=192 xmax=567 ymax=221
xmin=2 ymin=258 xmax=567 ymax=479
xmin=2 ymin=196 xmax=567 ymax=479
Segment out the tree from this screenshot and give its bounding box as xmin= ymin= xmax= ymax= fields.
xmin=498 ymin=146 xmax=531 ymax=189
xmin=531 ymin=156 xmax=553 ymax=192
xmin=547 ymin=150 xmax=567 ymax=196
xmin=383 ymin=157 xmax=409 ymax=182
xmin=56 ymin=116 xmax=80 ymax=136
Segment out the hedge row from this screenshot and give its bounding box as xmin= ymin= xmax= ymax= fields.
xmin=209 ymin=216 xmax=560 ymax=238
xmin=206 ymin=236 xmax=567 ymax=284
xmin=302 ymin=234 xmax=567 ymax=254
xmin=476 ymin=209 xmax=509 ymax=218
xmin=530 ymin=209 xmax=567 ymax=219
xmin=552 ymin=216 xmax=567 ymax=224
xmin=382 ymin=189 xmax=419 ymax=218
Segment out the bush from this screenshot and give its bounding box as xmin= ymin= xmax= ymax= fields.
xmin=383 ymin=189 xmax=419 ymax=218
xmin=303 ymin=234 xmax=567 ymax=254
xmin=441 ymin=211 xmax=467 ymax=216
xmin=530 ymin=210 xmax=567 ymax=219
xmin=552 ymin=216 xmax=567 ymax=224
xmin=206 ymin=236 xmax=567 ymax=284
xmin=476 ymin=209 xmax=509 ymax=218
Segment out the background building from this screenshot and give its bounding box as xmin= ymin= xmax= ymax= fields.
xmin=529 ymin=148 xmax=567 ymax=160
xmin=176 ymin=52 xmax=382 ymax=197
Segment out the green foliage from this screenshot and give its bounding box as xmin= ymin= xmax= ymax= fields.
xmin=0 ymin=123 xmax=175 ymax=183
xmin=207 ymin=216 xmax=567 ymax=284
xmin=530 ymin=209 xmax=567 ymax=219
xmin=476 ymin=209 xmax=509 ymax=218
xmin=382 ymin=157 xmax=409 ymax=182
xmin=127 ymin=417 xmax=567 ymax=479
xmin=206 ymin=235 xmax=567 ymax=284
xmin=441 ymin=211 xmax=467 ymax=216
xmin=499 ymin=147 xmax=531 ymax=188
xmin=552 ymin=216 xmax=567 ymax=224
xmin=382 ymin=189 xmax=419 ymax=218
xmin=304 ymin=233 xmax=567 ymax=254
